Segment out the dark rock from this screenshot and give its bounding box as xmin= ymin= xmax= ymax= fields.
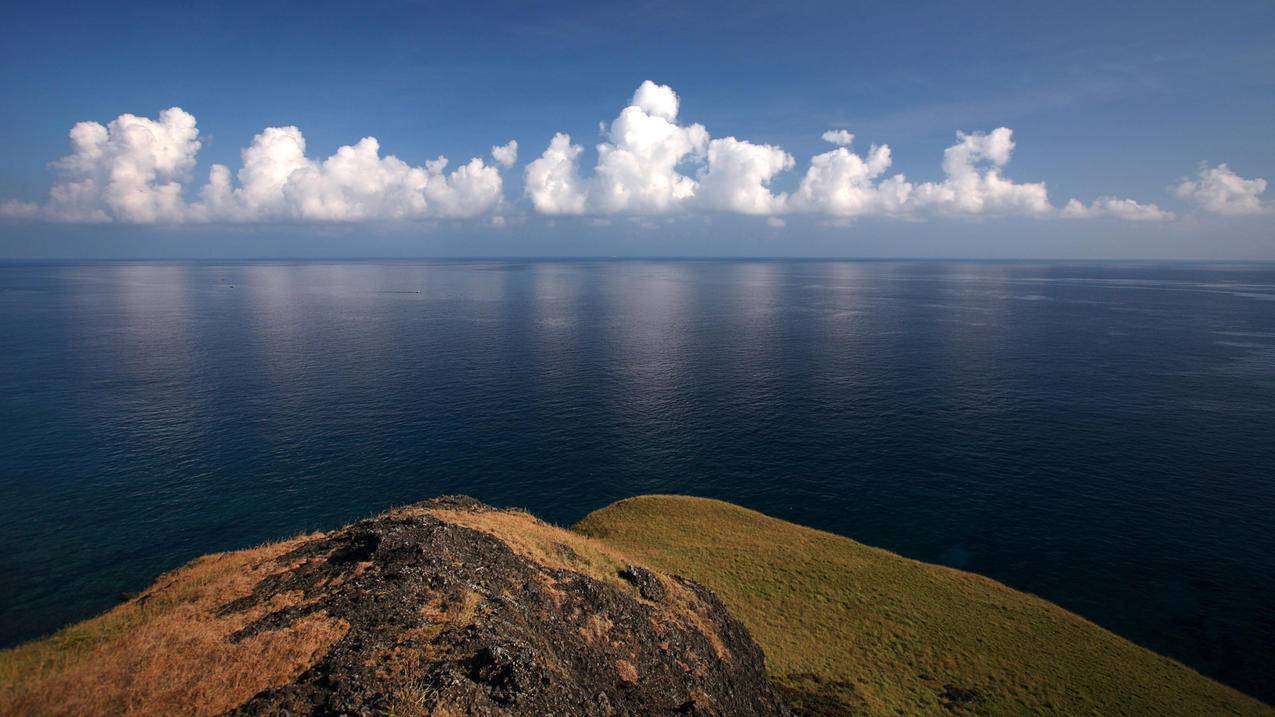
xmin=218 ymin=497 xmax=789 ymax=716
xmin=554 ymin=541 xmax=581 ymax=562
xmin=619 ymin=564 xmax=667 ymax=602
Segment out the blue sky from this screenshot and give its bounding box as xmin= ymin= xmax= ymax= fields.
xmin=1 ymin=0 xmax=1272 ymax=258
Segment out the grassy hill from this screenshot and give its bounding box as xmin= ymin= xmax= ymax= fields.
xmin=576 ymin=495 xmax=1272 ymax=716
xmin=0 ymin=497 xmax=787 ymax=717
xmin=2 ymin=494 xmax=1268 ymax=717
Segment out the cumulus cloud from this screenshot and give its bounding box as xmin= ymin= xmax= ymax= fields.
xmin=525 ymin=81 xmax=709 ymax=215
xmin=32 ymin=107 xmax=203 ymax=223
xmin=592 ymin=81 xmax=708 ymax=213
xmin=790 ymin=141 xmax=911 ymax=217
xmin=490 ymin=140 xmax=518 ymax=169
xmin=192 ymin=127 xmax=506 ymax=221
xmin=1061 ymin=197 xmax=1174 ymax=221
xmin=631 ymin=80 xmax=680 ymax=121
xmin=7 ymin=82 xmax=1259 ymax=228
xmin=1174 ymin=163 xmax=1268 ymax=215
xmin=11 ymin=108 xmax=508 ymax=223
xmin=524 ymin=88 xmax=1072 ymax=222
xmin=821 ymin=129 xmax=854 ymax=146
xmin=789 ymin=128 xmax=1054 ymax=219
xmin=524 ymin=133 xmax=588 ymax=215
xmin=192 ymin=129 xmax=503 ymax=221
xmin=909 ymin=128 xmax=1052 ymax=216
xmin=695 ymin=137 xmax=793 ymax=214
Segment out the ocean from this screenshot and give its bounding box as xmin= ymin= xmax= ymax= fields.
xmin=1 ymin=259 xmax=1272 ymax=699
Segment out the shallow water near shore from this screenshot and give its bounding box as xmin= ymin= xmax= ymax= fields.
xmin=1 ymin=259 xmax=1273 ymax=700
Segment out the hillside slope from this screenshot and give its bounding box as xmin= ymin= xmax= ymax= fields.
xmin=577 ymin=495 xmax=1272 ymax=717
xmin=0 ymin=497 xmax=786 ymax=717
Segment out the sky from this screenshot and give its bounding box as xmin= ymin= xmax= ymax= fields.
xmin=0 ymin=0 xmax=1272 ymax=259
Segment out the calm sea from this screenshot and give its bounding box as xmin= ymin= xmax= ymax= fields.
xmin=1 ymin=259 xmax=1272 ymax=698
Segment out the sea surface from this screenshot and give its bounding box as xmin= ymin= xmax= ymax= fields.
xmin=1 ymin=259 xmax=1273 ymax=699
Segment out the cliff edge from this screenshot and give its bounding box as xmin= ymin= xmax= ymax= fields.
xmin=4 ymin=494 xmax=1271 ymax=717
xmin=0 ymin=497 xmax=787 ymax=717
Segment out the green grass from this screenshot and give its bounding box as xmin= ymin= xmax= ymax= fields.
xmin=576 ymin=495 xmax=1272 ymax=717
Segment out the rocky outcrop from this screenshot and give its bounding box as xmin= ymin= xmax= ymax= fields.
xmin=218 ymin=496 xmax=788 ymax=716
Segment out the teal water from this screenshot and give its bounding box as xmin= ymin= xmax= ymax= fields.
xmin=1 ymin=259 xmax=1272 ymax=699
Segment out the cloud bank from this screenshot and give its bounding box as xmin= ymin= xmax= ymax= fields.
xmin=2 ymin=81 xmax=1267 ymax=226
xmin=192 ymin=128 xmax=505 ymax=221
xmin=5 ymin=110 xmax=511 ymax=223
xmin=523 ymin=86 xmax=1148 ymax=221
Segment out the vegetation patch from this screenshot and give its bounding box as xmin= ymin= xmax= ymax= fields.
xmin=576 ymin=494 xmax=1273 ymax=717
xmin=0 ymin=534 xmax=345 ymax=717
xmin=4 ymin=494 xmax=1269 ymax=717
xmin=1 ymin=496 xmax=788 ymax=716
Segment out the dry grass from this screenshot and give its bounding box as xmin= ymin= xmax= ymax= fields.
xmin=418 ymin=507 xmax=637 ymax=590
xmin=421 ymin=506 xmax=729 ymax=666
xmin=577 ymin=495 xmax=1274 ymax=717
xmin=581 ymin=613 xmax=614 ymax=645
xmin=615 ymin=658 xmax=639 ymax=684
xmin=0 ymin=534 xmax=347 ymax=717
xmin=12 ymin=495 xmax=1255 ymax=717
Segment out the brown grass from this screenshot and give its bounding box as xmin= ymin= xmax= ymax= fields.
xmin=421 ymin=506 xmax=730 ymax=666
xmin=19 ymin=496 xmax=1254 ymax=717
xmin=616 ymin=658 xmax=639 ymax=684
xmin=419 ymin=507 xmax=637 ymax=589
xmin=0 ymin=534 xmax=347 ymax=717
xmin=581 ymin=613 xmax=614 ymax=645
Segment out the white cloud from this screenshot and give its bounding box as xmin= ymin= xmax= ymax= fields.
xmin=13 ymin=108 xmax=507 ymax=223
xmin=525 ymin=81 xmax=709 ymax=215
xmin=767 ymin=216 xmax=786 ymax=228
xmin=821 ymin=129 xmax=854 ymax=146
xmin=41 ymin=107 xmax=202 ymax=223
xmin=524 ymin=92 xmax=1082 ymax=223
xmin=1174 ymin=163 xmax=1268 ymax=215
xmin=789 ymin=129 xmax=1051 ymax=219
xmin=0 ymin=199 xmax=41 ymax=219
xmin=909 ymin=128 xmax=1052 ymax=216
xmin=695 ymin=137 xmax=793 ymax=214
xmin=1062 ymin=197 xmax=1174 ymax=221
xmin=491 ymin=140 xmax=518 ymax=169
xmin=591 ymin=81 xmax=708 ymax=213
xmin=6 ymin=83 xmax=1258 ymax=228
xmin=631 ymin=80 xmax=680 ymax=121
xmin=790 ymin=142 xmax=912 ymax=217
xmin=195 ymin=128 xmax=505 ymax=221
xmin=524 ymin=133 xmax=587 ymax=215
xmin=201 ymin=125 xmax=308 ymax=220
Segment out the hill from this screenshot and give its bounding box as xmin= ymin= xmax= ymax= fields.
xmin=0 ymin=496 xmax=785 ymax=717
xmin=576 ymin=495 xmax=1272 ymax=716
xmin=2 ymin=494 xmax=1268 ymax=716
